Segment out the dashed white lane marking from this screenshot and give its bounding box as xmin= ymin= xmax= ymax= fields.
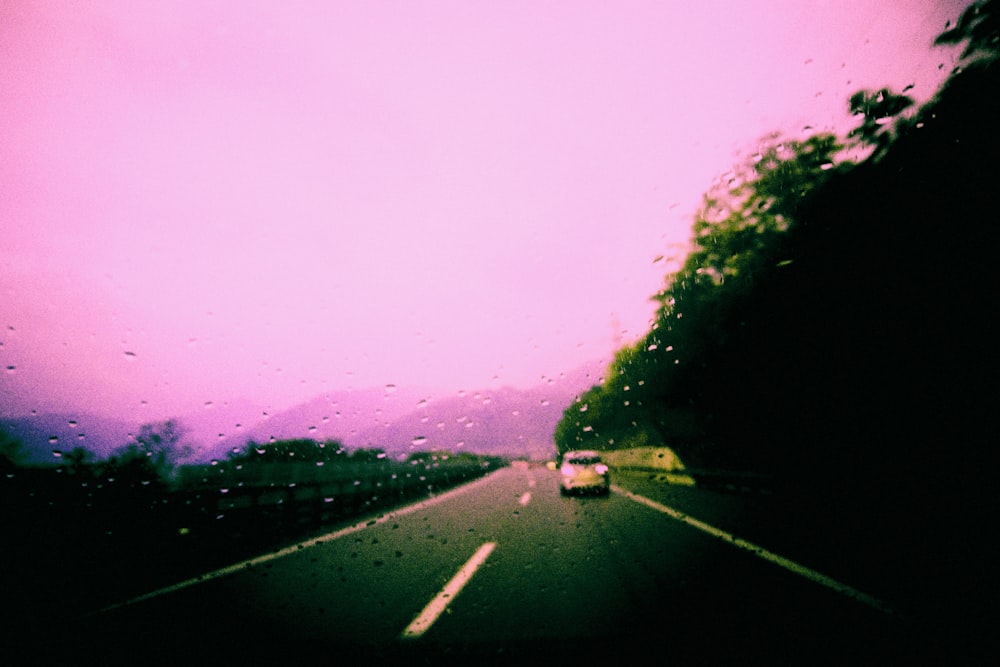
xmin=93 ymin=471 xmax=503 ymax=615
xmin=518 ymin=491 xmax=532 ymax=506
xmin=612 ymin=485 xmax=899 ymax=617
xmin=401 ymin=541 xmax=497 ymax=639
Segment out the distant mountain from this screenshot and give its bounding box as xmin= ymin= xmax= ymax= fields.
xmin=171 ymin=397 xmax=268 ymax=459
xmin=1 ymin=359 xmax=610 ymax=465
xmin=237 ymin=359 xmax=609 ymax=460
xmin=353 ymin=385 xmax=573 ymax=460
xmin=231 ymin=384 xmax=433 ymax=453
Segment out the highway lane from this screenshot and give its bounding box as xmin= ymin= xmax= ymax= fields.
xmin=31 ymin=465 xmax=920 ymax=664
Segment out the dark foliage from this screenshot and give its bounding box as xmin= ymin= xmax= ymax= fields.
xmin=557 ymin=2 xmax=998 ymax=504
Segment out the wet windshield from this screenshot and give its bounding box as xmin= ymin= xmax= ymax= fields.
xmin=2 ymin=1 xmax=993 ymax=663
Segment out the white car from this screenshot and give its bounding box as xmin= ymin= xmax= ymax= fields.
xmin=559 ymin=450 xmax=610 ymax=495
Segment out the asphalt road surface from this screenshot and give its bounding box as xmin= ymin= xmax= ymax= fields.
xmin=23 ymin=465 xmax=957 ymax=664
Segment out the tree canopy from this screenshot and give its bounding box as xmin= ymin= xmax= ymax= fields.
xmin=555 ymin=2 xmax=999 ymax=490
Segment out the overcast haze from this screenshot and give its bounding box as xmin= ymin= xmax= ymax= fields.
xmin=1 ymin=1 xmax=968 ymax=422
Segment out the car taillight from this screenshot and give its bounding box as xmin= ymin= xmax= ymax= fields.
xmin=595 ymin=464 xmax=609 ymax=475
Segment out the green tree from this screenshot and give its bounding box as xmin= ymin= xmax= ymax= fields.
xmin=63 ymin=446 xmax=94 ymax=477
xmin=349 ymin=447 xmax=387 ymax=463
xmin=555 ymin=132 xmax=851 ymax=467
xmin=847 ymin=88 xmax=914 ymax=156
xmin=231 ymin=438 xmax=347 ymax=464
xmin=133 ymin=419 xmax=191 ymax=478
xmin=0 ymin=426 xmax=24 ymax=471
xmin=934 ymin=0 xmax=999 ymax=65
xmin=104 ymin=419 xmax=191 ymax=486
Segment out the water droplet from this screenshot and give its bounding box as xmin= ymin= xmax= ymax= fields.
xmin=5 ymin=366 xmax=15 ymax=374
xmin=124 ymin=351 xmax=137 ymax=360
xmin=52 ymin=450 xmax=63 ymax=458
xmin=48 ymin=436 xmax=59 ymax=444
xmin=411 ymin=436 xmax=428 ymax=447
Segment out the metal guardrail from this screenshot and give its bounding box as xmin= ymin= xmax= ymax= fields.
xmin=173 ymin=461 xmax=495 ymax=515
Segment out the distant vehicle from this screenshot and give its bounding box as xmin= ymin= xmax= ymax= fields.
xmin=559 ymin=450 xmax=610 ymax=495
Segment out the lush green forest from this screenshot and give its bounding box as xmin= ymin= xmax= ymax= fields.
xmin=555 ymin=1 xmax=998 ymax=505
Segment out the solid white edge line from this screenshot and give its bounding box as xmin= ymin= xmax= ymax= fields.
xmin=91 ymin=469 xmax=504 ymax=615
xmin=611 ymin=485 xmax=900 ymax=618
xmin=400 ymin=541 xmax=497 ymax=639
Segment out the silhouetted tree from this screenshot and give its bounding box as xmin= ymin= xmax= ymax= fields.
xmin=0 ymin=426 xmax=24 ymax=472
xmin=63 ymin=446 xmax=94 ymax=477
xmin=133 ymin=419 xmax=191 ymax=478
xmin=230 ymin=438 xmax=347 ymax=464
xmin=349 ymin=447 xmax=387 ymax=463
xmin=102 ymin=419 xmax=191 ymax=489
xmin=847 ymin=88 xmax=914 ymax=155
xmin=935 ymin=0 xmax=999 ymax=65
xmin=556 ymin=134 xmax=846 ymax=466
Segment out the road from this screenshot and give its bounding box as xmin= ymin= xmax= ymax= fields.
xmin=24 ymin=465 xmax=937 ymax=664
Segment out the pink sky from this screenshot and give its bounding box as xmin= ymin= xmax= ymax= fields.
xmin=1 ymin=1 xmax=969 ymax=421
